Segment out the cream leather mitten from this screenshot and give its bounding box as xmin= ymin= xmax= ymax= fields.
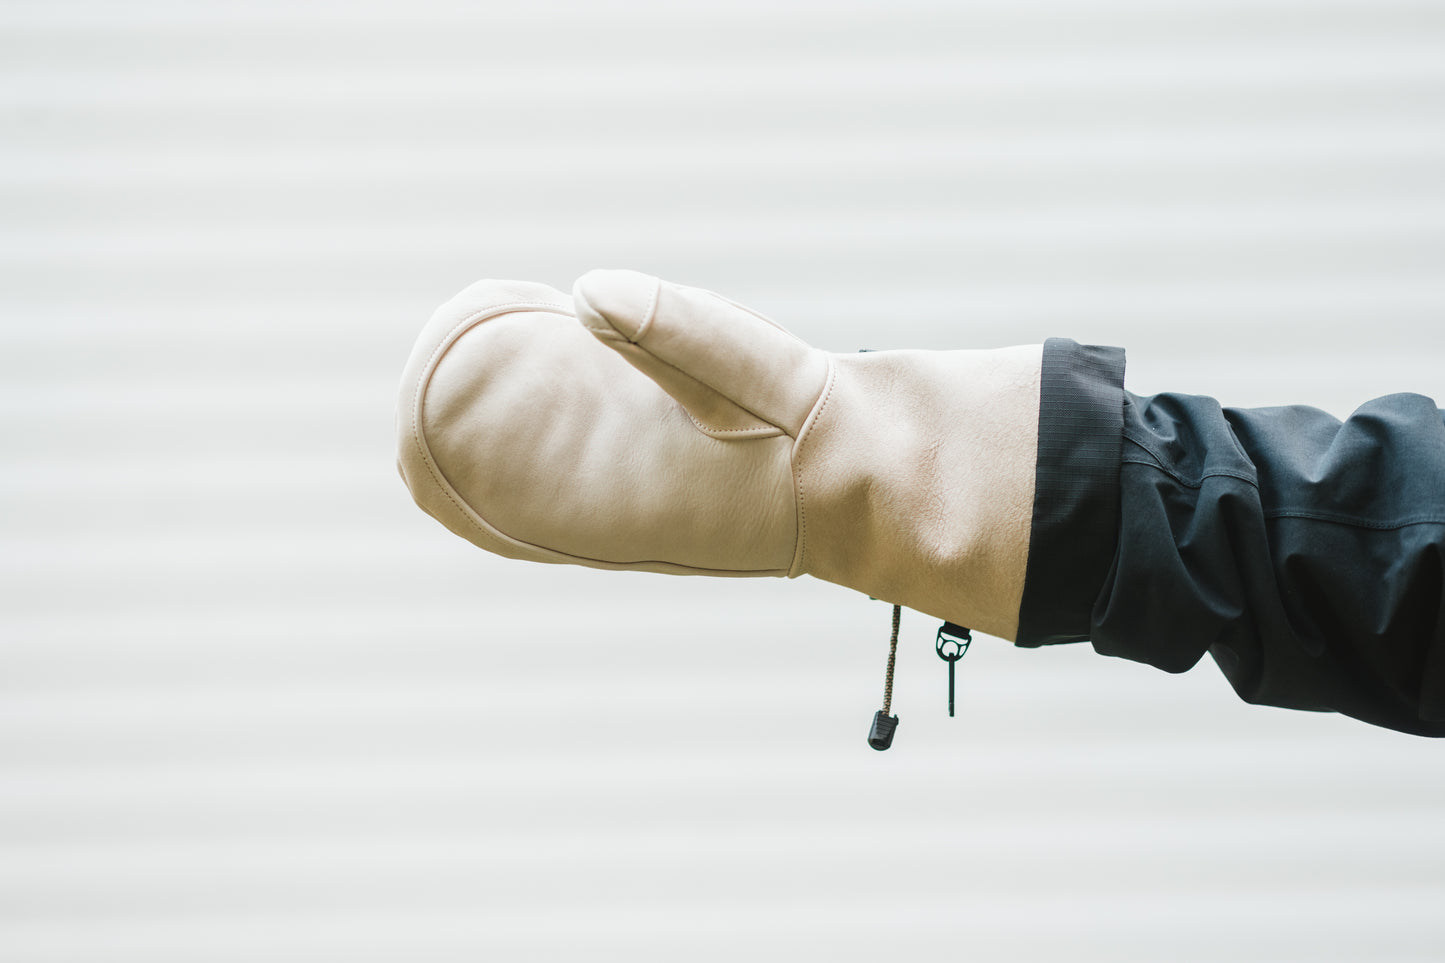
xmin=397 ymin=270 xmax=1043 ymax=640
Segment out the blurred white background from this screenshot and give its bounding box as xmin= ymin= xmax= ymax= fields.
xmin=3 ymin=0 xmax=1445 ymax=960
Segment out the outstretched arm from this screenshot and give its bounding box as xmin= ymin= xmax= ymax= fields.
xmin=397 ymin=271 xmax=1445 ymax=736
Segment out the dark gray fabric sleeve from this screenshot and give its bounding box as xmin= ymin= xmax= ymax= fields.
xmin=1014 ymin=342 xmax=1445 ymax=736
xmin=1015 ymin=338 xmax=1126 ymax=646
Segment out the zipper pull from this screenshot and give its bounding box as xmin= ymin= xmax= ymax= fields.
xmin=935 ymin=622 xmax=971 ymax=718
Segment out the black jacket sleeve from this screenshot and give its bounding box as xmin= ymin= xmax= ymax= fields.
xmin=1015 ymin=338 xmax=1445 ymax=737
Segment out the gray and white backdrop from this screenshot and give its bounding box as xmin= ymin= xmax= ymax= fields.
xmin=4 ymin=1 xmax=1445 ymax=960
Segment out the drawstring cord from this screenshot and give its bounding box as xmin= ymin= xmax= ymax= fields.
xmin=881 ymin=603 xmax=901 ymax=716
xmin=869 ymin=603 xmax=971 ymax=751
xmin=868 ymin=604 xmax=903 ymax=750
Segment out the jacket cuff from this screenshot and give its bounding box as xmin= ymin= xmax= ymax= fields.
xmin=1015 ymin=338 xmax=1126 ymax=647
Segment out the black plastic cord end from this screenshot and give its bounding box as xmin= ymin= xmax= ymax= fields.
xmin=868 ymin=711 xmax=898 ymax=750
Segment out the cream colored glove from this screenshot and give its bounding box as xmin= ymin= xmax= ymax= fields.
xmin=397 ymin=270 xmax=1042 ymax=640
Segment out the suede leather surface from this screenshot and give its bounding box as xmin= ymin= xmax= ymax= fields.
xmin=789 ymin=347 xmax=1042 ymax=640
xmin=397 ymin=270 xmax=1043 ymax=638
xmin=397 ymin=278 xmax=796 ymax=575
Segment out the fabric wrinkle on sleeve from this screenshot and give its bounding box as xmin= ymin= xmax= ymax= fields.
xmin=1095 ymin=391 xmax=1445 ymax=736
